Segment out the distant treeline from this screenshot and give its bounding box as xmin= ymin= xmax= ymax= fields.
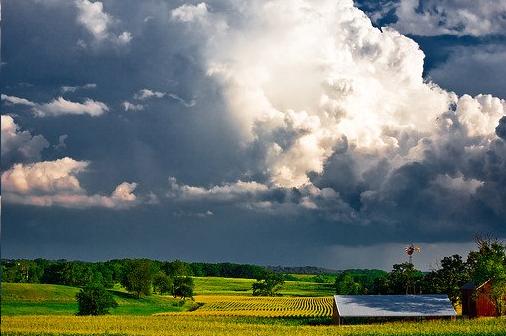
xmin=266 ymin=265 xmax=339 ymax=274
xmin=1 ymin=259 xmax=268 ymax=288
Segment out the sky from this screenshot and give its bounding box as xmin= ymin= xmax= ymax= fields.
xmin=1 ymin=0 xmax=505 ymax=271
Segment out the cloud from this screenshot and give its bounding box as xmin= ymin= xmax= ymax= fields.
xmin=390 ymin=0 xmax=506 ymax=36
xmin=132 ymin=89 xmax=195 ymax=107
xmin=34 ymin=97 xmax=109 ymax=117
xmin=122 ymin=101 xmax=144 ymax=112
xmin=166 ymin=176 xmax=357 ymax=221
xmin=497 ymin=116 xmax=506 ymax=140
xmin=1 ymin=94 xmax=36 ymax=107
xmin=134 ymin=89 xmax=165 ymax=100
xmin=167 ymin=93 xmax=196 ymax=107
xmin=75 ymin=0 xmax=132 ymax=46
xmin=181 ymin=0 xmax=457 ymax=187
xmin=455 ymin=94 xmax=505 ymax=137
xmin=2 ymin=95 xmax=109 ymax=117
xmin=1 ymin=157 xmax=139 ymax=209
xmin=53 ymin=134 xmax=68 ymax=151
xmin=171 ymin=2 xmax=228 ymax=32
xmin=428 ymin=46 xmax=506 ymax=98
xmin=167 ymin=177 xmax=269 ymax=202
xmin=61 ymin=83 xmax=97 ymax=93
xmin=171 ymin=3 xmax=209 ymax=23
xmin=1 ymin=115 xmax=49 ymax=164
xmin=165 ymin=0 xmax=505 ymax=234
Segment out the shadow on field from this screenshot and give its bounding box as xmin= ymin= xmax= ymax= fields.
xmin=107 ymin=290 xmax=137 ymax=299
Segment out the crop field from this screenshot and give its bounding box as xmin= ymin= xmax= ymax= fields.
xmin=2 ymin=315 xmax=505 ymax=336
xmin=161 ymin=295 xmax=333 ymax=317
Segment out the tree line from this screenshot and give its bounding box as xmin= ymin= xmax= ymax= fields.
xmin=1 ymin=258 xmax=268 ymax=288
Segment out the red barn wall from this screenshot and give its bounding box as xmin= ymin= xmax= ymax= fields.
xmin=476 ymin=282 xmax=497 ymax=317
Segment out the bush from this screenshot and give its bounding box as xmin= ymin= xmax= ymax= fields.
xmin=76 ymin=283 xmax=118 ymax=315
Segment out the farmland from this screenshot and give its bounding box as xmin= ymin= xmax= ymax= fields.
xmin=192 ymin=276 xmax=335 ymax=296
xmin=2 ymin=315 xmax=505 ymax=336
xmin=2 ymin=280 xmax=506 ymax=335
xmin=1 ymin=283 xmax=196 ymax=316
xmin=160 ymin=295 xmax=334 ymax=317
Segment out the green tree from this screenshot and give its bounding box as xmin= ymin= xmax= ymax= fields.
xmin=423 ymin=254 xmax=470 ymax=305
xmin=335 ymin=272 xmax=363 ymax=294
xmin=153 ymin=272 xmax=173 ymax=295
xmin=173 ymin=276 xmax=194 ymax=299
xmin=76 ymin=283 xmax=117 ymax=315
xmin=121 ymin=259 xmax=154 ymax=298
xmin=388 ymin=263 xmax=423 ymax=294
xmin=252 ymin=272 xmax=284 ymax=296
xmin=164 ymin=260 xmax=191 ymax=277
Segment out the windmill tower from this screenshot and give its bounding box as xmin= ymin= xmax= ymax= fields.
xmin=404 ymin=244 xmax=421 ymax=264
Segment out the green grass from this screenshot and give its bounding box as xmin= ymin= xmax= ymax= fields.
xmin=193 ymin=276 xmax=335 ymax=296
xmin=193 ymin=276 xmax=254 ymax=295
xmin=1 ymin=283 xmax=80 ymax=315
xmin=281 ymin=280 xmax=334 ymax=296
xmin=1 ymin=283 xmax=194 ymax=316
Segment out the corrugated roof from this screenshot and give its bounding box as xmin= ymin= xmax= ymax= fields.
xmin=334 ymin=295 xmax=456 ymax=317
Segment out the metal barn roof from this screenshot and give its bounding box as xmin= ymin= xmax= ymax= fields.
xmin=334 ymin=295 xmax=457 ymax=317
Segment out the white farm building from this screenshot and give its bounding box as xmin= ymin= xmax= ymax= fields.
xmin=332 ymin=295 xmax=457 ymax=325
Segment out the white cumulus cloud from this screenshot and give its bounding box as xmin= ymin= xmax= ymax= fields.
xmin=1 ymin=157 xmax=139 ymax=209
xmin=1 ymin=115 xmax=49 ymax=163
xmin=75 ymin=0 xmax=132 ymax=46
xmin=33 ymin=97 xmax=109 ymax=117
xmin=165 ymin=0 xmax=505 ymax=229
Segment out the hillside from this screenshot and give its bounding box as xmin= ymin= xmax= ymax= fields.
xmin=1 ymin=283 xmax=195 ymax=316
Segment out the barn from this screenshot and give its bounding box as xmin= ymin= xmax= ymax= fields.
xmin=462 ymin=280 xmax=501 ymax=317
xmin=332 ymin=295 xmax=457 ymax=325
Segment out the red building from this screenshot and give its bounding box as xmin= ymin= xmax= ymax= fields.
xmin=461 ymin=280 xmax=499 ymax=317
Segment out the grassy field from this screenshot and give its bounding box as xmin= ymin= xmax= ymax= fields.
xmin=1 ymin=283 xmax=195 ymax=316
xmin=2 ymin=315 xmax=505 ymax=336
xmin=193 ymin=276 xmax=335 ymax=296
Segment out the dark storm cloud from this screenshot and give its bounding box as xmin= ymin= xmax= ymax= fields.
xmin=1 ymin=0 xmax=505 ymax=269
xmin=497 ymin=117 xmax=506 ymax=140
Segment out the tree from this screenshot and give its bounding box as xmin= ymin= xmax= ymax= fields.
xmin=121 ymin=259 xmax=154 ymax=298
xmin=76 ymin=283 xmax=117 ymax=315
xmin=173 ymin=276 xmax=194 ymax=299
xmin=335 ymin=272 xmax=363 ymax=295
xmin=153 ymin=272 xmax=173 ymax=295
xmin=388 ymin=263 xmax=423 ymax=295
xmin=422 ymin=255 xmax=470 ymax=305
xmin=164 ymin=260 xmax=191 ymax=277
xmin=252 ymin=272 xmax=284 ymax=296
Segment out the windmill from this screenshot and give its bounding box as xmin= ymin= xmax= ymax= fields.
xmin=404 ymin=244 xmax=421 ymax=264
